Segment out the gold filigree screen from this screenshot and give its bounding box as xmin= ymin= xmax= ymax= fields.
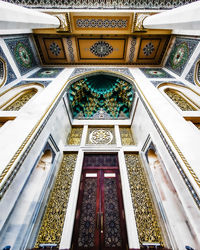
xmin=165 ymin=89 xmax=196 ymax=111
xmin=124 ymin=153 xmax=164 ymax=246
xmin=67 ymin=127 xmax=83 ymax=145
xmin=119 ymin=127 xmax=135 ymax=145
xmin=3 ymin=89 xmax=37 ymax=111
xmin=35 ymin=153 xmax=77 ymax=247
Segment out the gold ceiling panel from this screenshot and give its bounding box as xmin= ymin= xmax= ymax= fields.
xmin=136 ymin=36 xmax=170 ymax=64
xmin=70 ymin=12 xmax=133 ymax=34
xmin=34 ymin=34 xmax=170 ymax=65
xmin=77 ymin=38 xmax=126 ymax=63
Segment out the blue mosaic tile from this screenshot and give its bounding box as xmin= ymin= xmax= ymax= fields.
xmin=4 ymin=36 xmax=38 ymax=75
xmin=151 ymin=81 xmax=185 ymax=88
xmin=70 ymin=68 xmax=133 ymax=79
xmin=28 ymin=68 xmax=63 ymax=78
xmin=15 ymin=80 xmax=51 ymax=88
xmin=185 ymin=51 xmax=200 ymax=85
xmin=165 ymin=37 xmax=199 ymax=76
xmin=0 ymin=46 xmax=17 ymax=86
xmin=140 ymin=68 xmax=174 ymax=78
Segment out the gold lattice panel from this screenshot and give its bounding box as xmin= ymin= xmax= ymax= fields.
xmin=120 ymin=127 xmax=134 ymax=145
xmin=87 ymin=127 xmax=115 ymax=145
xmin=4 ymin=89 xmax=37 ymax=111
xmin=35 ymin=153 xmax=77 ymax=247
xmin=124 ymin=153 xmax=164 ymax=246
xmin=67 ymin=127 xmax=83 ymax=145
xmin=165 ymin=89 xmax=196 ymax=111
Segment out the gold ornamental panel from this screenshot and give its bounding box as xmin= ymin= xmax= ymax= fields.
xmin=165 ymin=89 xmax=196 ymax=111
xmin=35 ymin=153 xmax=77 ymax=247
xmin=67 ymin=127 xmax=83 ymax=145
xmin=3 ymin=89 xmax=37 ymax=111
xmin=87 ymin=127 xmax=115 ymax=145
xmin=119 ymin=127 xmax=135 ymax=145
xmin=124 ymin=153 xmax=164 ymax=246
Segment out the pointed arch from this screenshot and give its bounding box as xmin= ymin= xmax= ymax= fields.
xmin=0 ymin=82 xmax=44 ymax=111
xmin=194 ymin=59 xmax=200 ymax=86
xmin=0 ymin=57 xmax=7 ymax=88
xmin=158 ymin=82 xmax=200 ymax=111
xmin=67 ymin=70 xmax=136 ymax=119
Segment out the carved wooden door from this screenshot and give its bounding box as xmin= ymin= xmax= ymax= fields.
xmin=72 ymin=155 xmax=127 ymax=250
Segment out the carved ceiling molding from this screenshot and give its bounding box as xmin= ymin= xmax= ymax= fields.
xmin=53 ymin=13 xmax=71 ymax=32
xmin=133 ymin=13 xmax=152 ymax=32
xmin=5 ymin=0 xmax=197 ymax=9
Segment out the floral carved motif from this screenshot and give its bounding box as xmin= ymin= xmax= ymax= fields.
xmin=165 ymin=89 xmax=196 ymax=111
xmin=125 ymin=153 xmax=164 ymax=246
xmin=67 ymin=127 xmax=83 ymax=145
xmin=90 ymin=41 xmax=113 ymax=58
xmin=89 ymin=128 xmax=114 ymax=144
xmin=35 ymin=153 xmax=77 ymax=247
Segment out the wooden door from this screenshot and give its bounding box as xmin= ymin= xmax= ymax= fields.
xmin=72 ymin=156 xmax=128 ymax=250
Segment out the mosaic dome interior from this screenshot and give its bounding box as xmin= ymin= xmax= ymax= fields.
xmin=68 ymin=74 xmax=134 ymax=119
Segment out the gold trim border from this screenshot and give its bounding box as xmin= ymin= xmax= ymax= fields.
xmin=194 ymin=59 xmax=200 ymax=86
xmin=0 ymin=57 xmax=7 ymax=88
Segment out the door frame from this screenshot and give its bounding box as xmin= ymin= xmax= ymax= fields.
xmin=72 ymin=165 xmax=128 ymax=250
xmin=59 ymin=150 xmax=140 ymax=250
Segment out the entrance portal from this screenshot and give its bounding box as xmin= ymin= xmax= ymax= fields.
xmin=72 ymin=154 xmax=128 ymax=250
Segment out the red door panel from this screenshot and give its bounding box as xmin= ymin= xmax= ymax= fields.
xmin=72 ymin=155 xmax=128 ymax=250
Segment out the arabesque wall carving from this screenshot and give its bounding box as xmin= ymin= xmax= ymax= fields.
xmin=3 ymin=89 xmax=37 ymax=111
xmin=124 ymin=153 xmax=164 ymax=246
xmin=120 ymin=127 xmax=135 ymax=145
xmin=87 ymin=127 xmax=115 ymax=144
xmin=35 ymin=153 xmax=77 ymax=247
xmin=67 ymin=127 xmax=83 ymax=145
xmin=165 ymin=89 xmax=196 ymax=111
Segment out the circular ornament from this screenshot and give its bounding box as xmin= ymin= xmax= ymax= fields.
xmin=143 ymin=42 xmax=155 ymax=56
xmin=147 ymin=70 xmax=165 ymax=77
xmin=90 ymin=41 xmax=113 ymax=58
xmin=39 ymin=70 xmax=56 ymax=77
xmin=171 ymin=42 xmax=188 ymax=69
xmin=49 ymin=42 xmax=61 ymax=56
xmin=15 ymin=42 xmax=32 ymax=67
xmin=89 ymin=129 xmax=113 ymax=144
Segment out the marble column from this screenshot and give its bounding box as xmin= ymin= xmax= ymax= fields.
xmin=143 ymin=1 xmax=200 ymax=30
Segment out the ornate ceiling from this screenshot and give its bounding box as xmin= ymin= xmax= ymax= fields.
xmin=34 ymin=12 xmax=171 ymax=65
xmin=3 ymin=0 xmax=197 ymax=9
xmin=68 ymin=74 xmax=134 ymax=119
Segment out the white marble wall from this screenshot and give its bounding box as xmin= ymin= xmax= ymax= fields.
xmin=131 ymin=67 xmax=200 ymax=249
xmin=0 ymin=68 xmax=73 ymax=249
xmin=0 ymin=65 xmax=200 ymax=250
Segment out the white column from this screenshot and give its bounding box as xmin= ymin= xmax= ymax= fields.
xmin=0 ymin=1 xmax=60 ymax=30
xmin=114 ymin=125 xmax=121 ymax=147
xmin=143 ymin=1 xmax=200 ymax=31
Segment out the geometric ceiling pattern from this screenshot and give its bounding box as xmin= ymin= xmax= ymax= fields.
xmin=34 ymin=11 xmax=171 ymax=65
xmin=5 ymin=0 xmax=197 ymax=9
xmin=68 ymin=74 xmax=134 ymax=119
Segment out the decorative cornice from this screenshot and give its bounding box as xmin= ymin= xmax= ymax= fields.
xmin=3 ymin=0 xmax=197 ymax=9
